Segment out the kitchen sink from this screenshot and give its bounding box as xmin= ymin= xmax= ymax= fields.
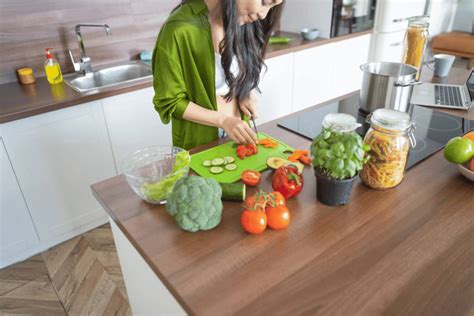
xmin=64 ymin=61 xmax=152 ymax=93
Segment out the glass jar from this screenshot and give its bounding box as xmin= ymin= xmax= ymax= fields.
xmin=402 ymin=16 xmax=429 ymax=81
xmin=360 ymin=109 xmax=416 ymax=190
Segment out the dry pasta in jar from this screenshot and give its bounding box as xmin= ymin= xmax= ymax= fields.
xmin=360 ymin=109 xmax=415 ymax=189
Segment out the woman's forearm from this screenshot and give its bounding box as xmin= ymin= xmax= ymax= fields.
xmin=181 ymin=101 xmax=257 ymax=145
xmin=182 ymin=101 xmax=226 ymax=128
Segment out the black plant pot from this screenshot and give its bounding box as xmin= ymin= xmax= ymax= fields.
xmin=314 ymin=168 xmax=357 ymax=206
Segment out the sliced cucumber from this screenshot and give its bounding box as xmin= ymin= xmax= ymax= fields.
xmin=224 ymin=156 xmax=235 ymax=164
xmin=210 ymin=166 xmax=224 ymax=174
xmin=219 ymin=183 xmax=246 ymax=201
xmin=211 ymin=158 xmax=225 ymax=166
xmin=224 ymin=163 xmax=237 ymax=171
xmin=202 ymin=160 xmax=212 ymax=167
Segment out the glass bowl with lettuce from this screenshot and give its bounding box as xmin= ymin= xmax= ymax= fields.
xmin=122 ymin=146 xmax=190 ymax=204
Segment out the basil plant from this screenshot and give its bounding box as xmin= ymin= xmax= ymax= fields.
xmin=311 ymin=128 xmax=370 ymax=180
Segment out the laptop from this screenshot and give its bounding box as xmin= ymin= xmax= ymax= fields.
xmin=410 ymin=70 xmax=474 ymax=110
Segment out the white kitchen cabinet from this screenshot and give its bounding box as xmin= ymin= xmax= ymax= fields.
xmin=332 ymin=33 xmax=371 ymax=97
xmin=293 ymin=34 xmax=371 ymax=112
xmin=257 ymin=53 xmax=294 ymax=125
xmin=101 ymin=87 xmax=172 ymax=173
xmin=2 ymin=101 xmax=116 ymax=249
xmin=293 ymin=44 xmax=335 ymax=112
xmin=369 ymin=30 xmax=405 ymax=63
xmin=374 ymin=0 xmax=427 ymax=33
xmin=0 ymin=138 xmax=40 ymax=268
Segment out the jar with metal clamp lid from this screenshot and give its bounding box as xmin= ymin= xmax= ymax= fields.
xmin=402 ymin=15 xmax=430 ymax=81
xmin=360 ymin=109 xmax=416 ymax=189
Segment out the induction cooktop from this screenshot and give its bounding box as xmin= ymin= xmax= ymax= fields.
xmin=277 ymin=94 xmax=474 ymax=168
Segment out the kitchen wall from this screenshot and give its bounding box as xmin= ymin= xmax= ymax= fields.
xmin=280 ymin=0 xmax=333 ymax=39
xmin=451 ymin=0 xmax=474 ymax=33
xmin=0 ymin=0 xmax=180 ymax=84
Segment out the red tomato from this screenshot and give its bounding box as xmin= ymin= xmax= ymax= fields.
xmin=241 ymin=170 xmax=261 ymax=187
xmin=244 ymin=192 xmax=267 ymax=211
xmin=237 ymin=145 xmax=247 ymax=160
xmin=266 ymin=191 xmax=286 ymax=210
xmin=266 ymin=205 xmax=290 ymax=230
xmin=240 ymin=209 xmax=267 ymax=234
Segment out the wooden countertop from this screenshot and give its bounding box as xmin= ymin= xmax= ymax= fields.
xmin=0 ymin=30 xmax=373 ymax=124
xmin=92 ymin=84 xmax=474 ymax=314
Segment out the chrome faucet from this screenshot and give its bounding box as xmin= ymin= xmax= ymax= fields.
xmin=69 ymin=24 xmax=111 ymax=75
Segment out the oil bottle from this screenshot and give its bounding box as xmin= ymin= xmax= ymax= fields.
xmin=44 ymin=48 xmax=63 ymax=84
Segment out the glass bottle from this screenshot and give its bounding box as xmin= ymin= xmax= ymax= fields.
xmin=402 ymin=16 xmax=429 ymax=81
xmin=360 ymin=109 xmax=416 ymax=190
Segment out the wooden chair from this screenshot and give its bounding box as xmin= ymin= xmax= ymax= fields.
xmin=431 ymin=31 xmax=474 ymax=69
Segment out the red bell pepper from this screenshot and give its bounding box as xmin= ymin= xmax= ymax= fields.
xmin=272 ymin=165 xmax=304 ymax=199
xmin=237 ymin=145 xmax=247 ymax=160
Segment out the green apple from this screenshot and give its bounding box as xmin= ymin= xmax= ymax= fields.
xmin=444 ymin=137 xmax=474 ymax=164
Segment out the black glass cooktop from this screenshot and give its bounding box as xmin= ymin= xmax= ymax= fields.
xmin=277 ymin=94 xmax=473 ymax=168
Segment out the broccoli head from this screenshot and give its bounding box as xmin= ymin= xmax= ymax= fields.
xmin=166 ymin=176 xmax=223 ymax=232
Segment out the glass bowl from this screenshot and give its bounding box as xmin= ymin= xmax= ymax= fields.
xmin=122 ymin=146 xmax=190 ymax=204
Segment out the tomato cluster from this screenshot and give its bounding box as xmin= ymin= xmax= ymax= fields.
xmin=241 ymin=191 xmax=290 ymax=234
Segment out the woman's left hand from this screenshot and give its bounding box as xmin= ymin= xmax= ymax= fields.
xmin=239 ymin=93 xmax=258 ymax=119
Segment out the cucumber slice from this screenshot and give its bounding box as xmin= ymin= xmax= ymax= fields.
xmin=224 ymin=156 xmax=235 ymax=164
xmin=210 ymin=166 xmax=224 ymax=174
xmin=219 ymin=183 xmax=246 ymax=201
xmin=202 ymin=160 xmax=212 ymax=167
xmin=224 ymin=163 xmax=237 ymax=171
xmin=211 ymin=158 xmax=225 ymax=166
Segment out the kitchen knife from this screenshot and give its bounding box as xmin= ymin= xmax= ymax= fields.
xmin=251 ymin=115 xmax=259 ymax=142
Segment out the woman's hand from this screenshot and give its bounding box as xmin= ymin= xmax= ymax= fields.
xmin=239 ymin=93 xmax=258 ymax=119
xmin=220 ymin=116 xmax=257 ymax=145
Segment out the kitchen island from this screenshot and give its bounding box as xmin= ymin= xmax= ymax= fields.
xmin=91 ymin=88 xmax=474 ymax=315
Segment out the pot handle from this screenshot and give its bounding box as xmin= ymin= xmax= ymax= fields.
xmin=394 ymin=80 xmax=423 ymax=87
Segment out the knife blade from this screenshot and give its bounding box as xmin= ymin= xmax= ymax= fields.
xmin=251 ymin=115 xmax=259 ymax=142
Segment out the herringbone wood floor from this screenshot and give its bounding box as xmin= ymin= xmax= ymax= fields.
xmin=0 ymin=224 xmax=131 ymax=315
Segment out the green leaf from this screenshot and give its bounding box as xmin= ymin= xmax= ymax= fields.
xmin=323 ymin=130 xmax=331 ymax=140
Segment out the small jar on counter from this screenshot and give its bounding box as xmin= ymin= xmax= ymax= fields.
xmin=360 ymin=109 xmax=416 ymax=190
xmin=17 ymin=68 xmax=36 ymax=85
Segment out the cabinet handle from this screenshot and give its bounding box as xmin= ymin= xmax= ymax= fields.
xmin=389 ymin=42 xmax=403 ymax=47
xmin=392 ymin=18 xmax=407 ymax=23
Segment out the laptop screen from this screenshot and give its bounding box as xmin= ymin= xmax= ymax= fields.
xmin=467 ymin=70 xmax=474 ymax=102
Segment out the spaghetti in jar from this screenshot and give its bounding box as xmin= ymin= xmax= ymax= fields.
xmin=402 ymin=16 xmax=429 ymax=81
xmin=360 ymin=109 xmax=416 ymax=190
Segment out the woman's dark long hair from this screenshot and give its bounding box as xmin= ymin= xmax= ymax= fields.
xmin=219 ymin=1 xmax=284 ymax=104
xmin=174 ymin=1 xmax=284 ymax=105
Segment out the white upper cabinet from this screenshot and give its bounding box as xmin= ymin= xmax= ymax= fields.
xmin=1 ymin=101 xmax=116 ymax=245
xmin=257 ymin=53 xmax=295 ymax=125
xmin=0 ymin=138 xmax=40 ymax=268
xmin=101 ymin=87 xmax=172 ymax=173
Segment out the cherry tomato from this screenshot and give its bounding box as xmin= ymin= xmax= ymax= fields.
xmin=244 ymin=192 xmax=267 ymax=211
xmin=266 ymin=205 xmax=290 ymax=230
xmin=241 ymin=170 xmax=261 ymax=187
xmin=266 ymin=191 xmax=286 ymax=210
xmin=240 ymin=209 xmax=267 ymax=234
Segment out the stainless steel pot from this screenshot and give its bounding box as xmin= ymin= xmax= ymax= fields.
xmin=359 ymin=62 xmax=421 ymax=113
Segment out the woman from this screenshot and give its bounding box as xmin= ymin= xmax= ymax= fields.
xmin=152 ymin=0 xmax=284 ymax=150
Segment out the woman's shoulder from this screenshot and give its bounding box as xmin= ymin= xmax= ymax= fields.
xmin=160 ymin=3 xmax=208 ymax=38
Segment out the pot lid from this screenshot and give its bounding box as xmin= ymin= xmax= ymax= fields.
xmin=371 ymin=109 xmax=413 ymax=131
xmin=322 ymin=113 xmax=361 ymax=132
